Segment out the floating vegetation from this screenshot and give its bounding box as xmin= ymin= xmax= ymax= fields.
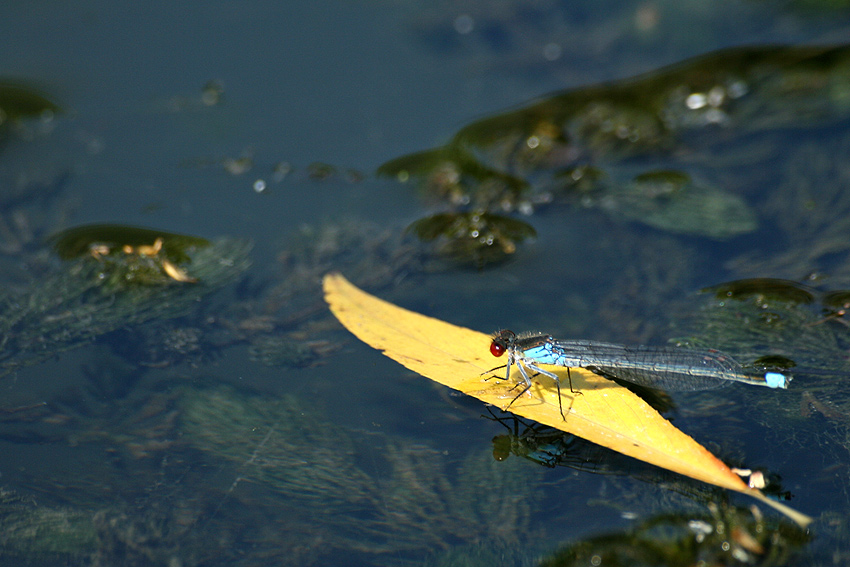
xmin=85 ymin=219 xmax=427 ymax=371
xmin=50 ymin=224 xmax=210 ymax=285
xmin=380 ymin=45 xmax=850 ymax=263
xmin=0 ymin=227 xmax=252 ymax=377
xmin=706 ymin=279 xmax=818 ymax=305
xmin=408 ymin=211 xmax=536 ymax=267
xmin=539 ymin=502 xmax=810 ymax=567
xmin=0 ymin=80 xmax=61 ymax=156
xmin=0 ymin=81 xmax=60 ymax=124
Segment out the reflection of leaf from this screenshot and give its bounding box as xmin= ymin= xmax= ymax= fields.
xmin=323 ymin=273 xmax=813 ymax=527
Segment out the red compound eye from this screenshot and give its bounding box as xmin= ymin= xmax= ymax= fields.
xmin=490 ymin=340 xmax=506 ymax=357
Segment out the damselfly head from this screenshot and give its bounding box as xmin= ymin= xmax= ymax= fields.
xmin=490 ymin=329 xmax=517 ymax=357
xmin=490 ymin=340 xmax=507 ymax=357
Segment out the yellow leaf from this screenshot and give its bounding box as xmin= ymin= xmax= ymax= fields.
xmin=323 ymin=272 xmax=812 ymax=527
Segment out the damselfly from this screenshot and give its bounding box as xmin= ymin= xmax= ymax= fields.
xmin=487 ymin=329 xmax=788 ymax=418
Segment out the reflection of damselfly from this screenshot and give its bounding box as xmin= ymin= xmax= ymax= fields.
xmin=484 ymin=408 xmax=635 ymax=474
xmin=485 ymin=407 xmax=583 ymax=468
xmin=486 ymin=330 xmax=788 ymax=419
xmin=485 ymin=407 xmax=794 ymax=501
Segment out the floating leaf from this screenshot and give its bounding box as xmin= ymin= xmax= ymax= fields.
xmin=323 ymin=273 xmax=812 ymax=527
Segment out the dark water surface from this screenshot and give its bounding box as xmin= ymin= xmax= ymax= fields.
xmin=2 ymin=2 xmax=850 ymax=565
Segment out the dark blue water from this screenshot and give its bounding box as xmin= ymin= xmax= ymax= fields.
xmin=2 ymin=2 xmax=850 ymax=565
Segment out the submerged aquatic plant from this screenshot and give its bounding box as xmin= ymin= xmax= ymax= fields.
xmin=681 ymin=278 xmax=850 ymax=378
xmin=214 ymin=219 xmax=425 ymax=367
xmin=727 ymin=131 xmax=850 ymax=287
xmin=0 ymin=488 xmax=97 ymax=563
xmin=180 ymin=385 xmax=543 ymax=561
xmin=672 ymin=277 xmax=850 ymax=489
